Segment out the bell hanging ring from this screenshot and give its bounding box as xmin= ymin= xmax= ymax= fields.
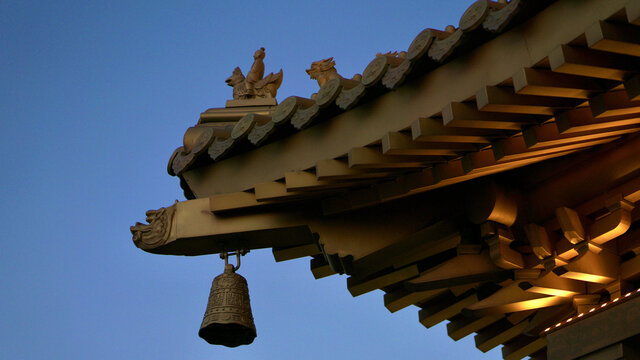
xmin=199 ymin=251 xmax=257 ymax=347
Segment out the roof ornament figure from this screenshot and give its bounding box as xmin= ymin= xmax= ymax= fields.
xmin=306 ymin=57 xmax=341 ymax=87
xmin=226 ymin=47 xmax=283 ymax=100
xmin=306 ymin=57 xmax=362 ymax=88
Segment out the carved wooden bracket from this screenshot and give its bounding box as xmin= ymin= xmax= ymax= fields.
xmin=130 ymin=202 xmax=177 ymax=250
xmin=589 ymin=196 xmax=634 ymax=244
xmin=555 ymin=195 xmax=634 ymax=252
xmin=467 ymin=181 xmax=518 ymax=226
xmin=524 ymin=223 xmax=554 ymax=260
xmin=483 ymin=224 xmax=524 ymax=269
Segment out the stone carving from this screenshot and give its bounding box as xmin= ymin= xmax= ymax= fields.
xmin=208 ymin=137 xmax=235 ymax=161
xmin=335 ymin=83 xmax=366 ymax=110
xmin=306 ymin=57 xmax=362 ymax=88
xmin=459 ymin=0 xmax=506 ymax=32
xmin=226 ymin=47 xmax=283 ymax=100
xmin=483 ymin=0 xmax=522 ymax=33
xmin=408 ymin=28 xmax=450 ymax=61
xmin=290 ymin=103 xmax=320 ymax=130
xmin=382 ymin=58 xmax=412 ymax=90
xmin=248 ymin=121 xmax=275 ymax=146
xmin=272 ymin=96 xmax=313 ymax=125
xmin=168 ymin=127 xmax=216 ymax=176
xmin=231 ymin=113 xmax=270 ymax=141
xmin=306 ymin=58 xmax=342 ymax=87
xmin=428 ymin=28 xmax=463 ymax=62
xmin=171 ymin=149 xmax=196 ymax=176
xmin=362 ymin=52 xmax=405 ymax=87
xmin=315 ymin=77 xmax=343 ymax=107
xmin=130 ymin=202 xmax=177 ymax=250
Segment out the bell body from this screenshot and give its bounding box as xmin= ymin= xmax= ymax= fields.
xmin=199 ymin=264 xmax=257 ymax=347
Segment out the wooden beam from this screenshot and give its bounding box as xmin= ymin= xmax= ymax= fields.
xmin=628 ymin=1 xmax=640 ymax=26
xmin=310 ymin=256 xmax=335 ymax=279
xmin=555 ymin=206 xmax=586 ymax=244
xmin=626 ymin=74 xmax=640 ymax=101
xmin=320 ymin=188 xmax=378 ymax=216
xmin=519 ymin=272 xmax=586 ymax=297
xmin=486 ymin=233 xmax=525 ymax=269
xmin=351 ymin=219 xmax=461 ymax=278
xmin=555 ymin=237 xmax=585 ymax=262
xmin=523 ymin=121 xmax=639 ymax=148
xmin=525 ymin=302 xmax=575 ymax=335
xmin=556 ymin=107 xmax=640 ymax=133
xmin=502 ymin=336 xmax=547 ymax=360
xmin=315 ymin=159 xmax=396 ymax=181
xmin=585 ymin=20 xmax=640 ymax=57
xmin=132 ymin=197 xmax=316 ymax=255
xmin=321 ymin=177 xmax=411 ymax=215
xmin=621 ymin=255 xmax=640 ymax=281
xmin=553 ymin=248 xmax=619 ymax=284
xmin=475 ymin=318 xmax=530 ymax=353
xmin=411 ymin=117 xmax=497 ymax=144
xmin=561 ymin=172 xmax=640 ymax=219
xmin=405 ymin=251 xmax=511 ymax=291
xmin=403 ymin=167 xmax=439 ymax=191
xmin=272 ymin=242 xmax=320 ymax=262
xmin=589 ymin=196 xmax=633 ymax=245
xmin=476 ymin=86 xmax=579 ymax=116
xmin=462 ymin=149 xmax=582 ymax=180
xmin=419 ymin=292 xmax=478 ymax=328
xmin=513 ymin=67 xmax=608 ymax=99
xmin=447 ymin=313 xmax=504 ymax=341
xmin=347 ymin=264 xmax=419 ymax=297
xmin=524 ymin=134 xmax=640 ymax=223
xmin=210 ymin=191 xmax=266 ymax=212
xmin=375 ymin=177 xmax=409 ymax=201
xmin=549 ymin=45 xmax=640 ymax=81
xmin=348 ymin=147 xmax=440 ymax=169
xmin=506 ymin=310 xmax=536 ymax=326
xmin=590 ymin=90 xmax=640 ymax=118
xmin=617 ymin=227 xmax=640 ymax=256
xmin=442 ymin=101 xmax=542 ymax=130
xmin=572 ymin=294 xmax=600 ymax=314
xmin=382 ymin=132 xmax=468 ymax=156
xmin=284 ymin=171 xmax=360 ymax=192
xmin=524 ymin=223 xmax=554 ymax=259
xmin=384 ymin=288 xmax=447 ymax=313
xmin=466 ymin=282 xmax=569 ymax=316
xmin=254 ymin=182 xmax=306 ymax=202
xmin=492 ymin=134 xmax=616 ymax=162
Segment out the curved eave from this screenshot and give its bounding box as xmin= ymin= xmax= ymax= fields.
xmin=179 ymin=0 xmax=637 ymax=207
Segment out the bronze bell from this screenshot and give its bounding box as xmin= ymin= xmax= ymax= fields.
xmin=199 ymin=254 xmax=257 ymax=347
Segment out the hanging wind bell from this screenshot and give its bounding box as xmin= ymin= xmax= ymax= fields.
xmin=199 ymin=250 xmax=257 ymax=347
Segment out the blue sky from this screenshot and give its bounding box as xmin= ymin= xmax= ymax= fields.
xmin=1 ymin=1 xmax=502 ymax=358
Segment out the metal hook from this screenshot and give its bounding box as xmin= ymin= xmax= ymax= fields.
xmin=220 ymin=250 xmax=246 ymax=271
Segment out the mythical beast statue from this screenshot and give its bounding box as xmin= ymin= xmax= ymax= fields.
xmin=226 ymin=47 xmax=283 ymax=100
xmin=306 ymin=57 xmax=362 ymax=87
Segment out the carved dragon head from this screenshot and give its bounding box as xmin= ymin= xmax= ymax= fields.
xmin=306 ymin=57 xmax=340 ymax=87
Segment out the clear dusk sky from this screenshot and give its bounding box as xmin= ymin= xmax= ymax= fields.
xmin=1 ymin=1 xmax=503 ymax=359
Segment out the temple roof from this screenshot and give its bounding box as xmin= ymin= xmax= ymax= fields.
xmin=134 ymin=0 xmax=640 ymax=358
xmin=169 ymin=0 xmax=556 ymax=193
xmin=167 ymin=0 xmax=640 ymax=218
